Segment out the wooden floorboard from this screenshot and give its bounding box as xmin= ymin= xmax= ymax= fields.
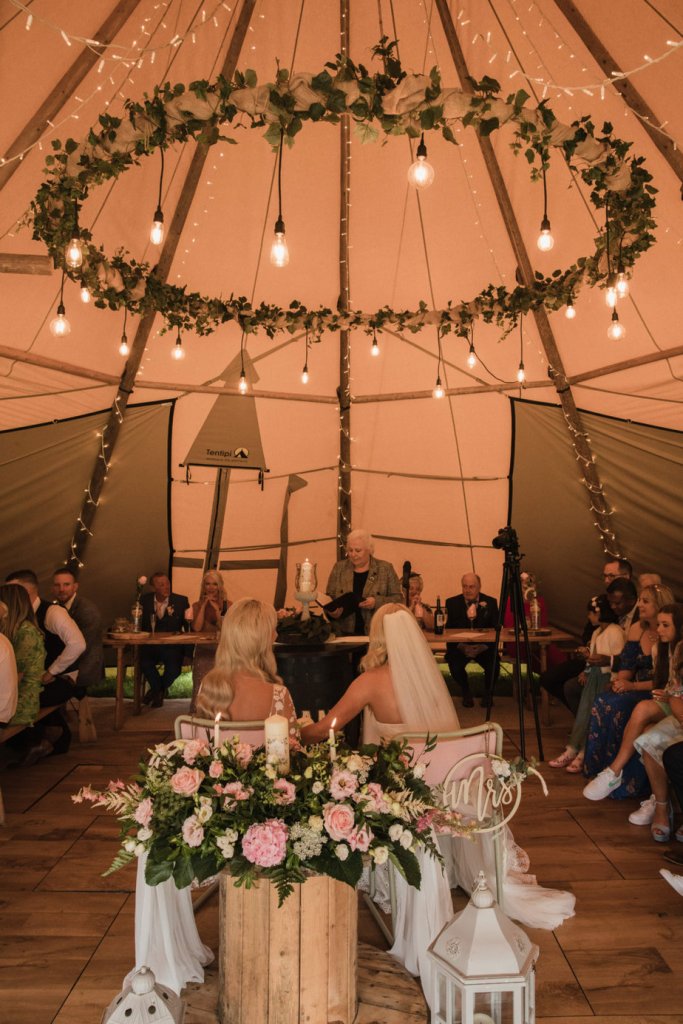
xmin=1 ymin=696 xmax=682 ymax=1023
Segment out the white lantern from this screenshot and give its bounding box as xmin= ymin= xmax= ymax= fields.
xmin=101 ymin=967 xmax=185 ymax=1024
xmin=428 ymin=872 xmax=539 ymax=1024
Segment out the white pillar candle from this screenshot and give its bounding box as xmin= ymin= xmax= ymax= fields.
xmin=214 ymin=713 xmax=222 ymax=749
xmin=265 ymin=713 xmax=290 ymax=773
xmin=298 ymin=558 xmax=315 ymax=593
xmin=328 ymin=718 xmax=338 ymax=762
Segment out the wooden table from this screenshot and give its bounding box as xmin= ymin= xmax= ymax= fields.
xmin=423 ymin=627 xmax=575 ymax=724
xmin=103 ymin=631 xmax=217 ymax=729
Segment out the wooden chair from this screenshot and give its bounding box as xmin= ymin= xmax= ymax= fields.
xmin=174 ymin=715 xmax=265 ymax=746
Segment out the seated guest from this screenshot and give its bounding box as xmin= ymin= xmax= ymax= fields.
xmin=325 ymin=529 xmax=402 ymax=636
xmin=407 ymin=572 xmax=434 ymax=630
xmin=606 ymin=577 xmax=639 ymax=636
xmin=585 ymin=605 xmax=683 ymax=829
xmin=0 ymin=600 xmax=18 ymax=727
xmin=583 ymin=583 xmax=675 ymax=800
xmin=196 ymin=598 xmax=297 ymax=736
xmin=140 ymin=573 xmax=190 ymax=707
xmin=190 ymin=570 xmax=231 ymax=710
xmin=603 ymin=558 xmax=633 ymax=584
xmin=639 ymin=572 xmax=662 ymax=590
xmin=445 ymin=573 xmax=499 ymax=708
xmin=301 ymin=603 xmax=460 ymax=745
xmin=51 ymin=568 xmax=104 ymax=690
xmin=0 ymin=584 xmax=45 ymax=732
xmin=548 ymin=595 xmax=624 ymax=772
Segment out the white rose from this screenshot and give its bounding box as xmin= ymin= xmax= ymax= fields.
xmin=312 ymin=781 xmax=324 ymax=794
xmin=389 ymin=823 xmax=403 ymax=842
xmin=304 ymin=767 xmax=313 ymax=779
xmin=399 ymin=832 xmax=413 ymax=850
xmin=371 ymin=846 xmax=389 ymax=865
xmin=134 ymin=843 xmax=146 ymax=857
xmin=138 ymin=575 xmax=148 ymax=585
xmin=308 ymin=815 xmax=324 ymax=833
xmin=335 ymin=844 xmax=349 ymax=861
xmin=137 ymin=827 xmax=152 ymax=842
xmin=196 ymin=797 xmax=214 ymax=824
xmin=124 ymin=839 xmax=137 ymax=853
xmin=413 ymin=763 xmax=426 ymax=779
xmin=217 ymin=837 xmax=235 ymax=859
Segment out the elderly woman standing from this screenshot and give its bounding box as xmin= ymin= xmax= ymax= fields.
xmin=325 ymin=529 xmax=402 ymax=636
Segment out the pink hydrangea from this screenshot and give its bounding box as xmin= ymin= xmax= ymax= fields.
xmin=182 ymin=814 xmax=204 ymax=848
xmin=323 ymin=802 xmax=356 ymax=841
xmin=234 ymin=742 xmax=253 ymax=768
xmin=183 ymin=738 xmax=210 ymax=765
xmin=170 ymin=766 xmax=204 ymax=796
xmin=241 ymin=819 xmax=288 ymax=867
xmin=273 ymin=778 xmax=296 ymax=805
xmin=348 ymin=824 xmax=374 ymax=852
xmin=329 ymin=769 xmax=358 ymax=801
xmin=134 ymin=796 xmax=153 ymax=826
xmin=363 ymin=783 xmax=390 ymax=814
xmin=208 ymin=760 xmax=223 ymax=779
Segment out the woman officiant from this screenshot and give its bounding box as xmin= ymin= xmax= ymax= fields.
xmin=325 ymin=529 xmax=402 ymax=636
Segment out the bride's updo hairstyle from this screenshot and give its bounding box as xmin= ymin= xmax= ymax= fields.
xmin=361 ymin=603 xmax=412 ymax=671
xmin=196 ymin=598 xmax=279 ymax=718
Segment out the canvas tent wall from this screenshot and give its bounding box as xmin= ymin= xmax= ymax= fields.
xmin=0 ymin=0 xmax=681 ymax=622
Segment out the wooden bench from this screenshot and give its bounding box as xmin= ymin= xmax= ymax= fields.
xmin=0 ymin=705 xmax=64 ymax=825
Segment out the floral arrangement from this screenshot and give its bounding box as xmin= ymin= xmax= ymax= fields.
xmin=134 ymin=574 xmax=147 ymax=604
xmin=276 ymin=610 xmax=332 ymax=646
xmin=73 ymin=734 xmax=467 ymax=904
xmin=520 ymin=572 xmax=538 ymax=604
xmin=31 ymin=39 xmax=655 ymax=344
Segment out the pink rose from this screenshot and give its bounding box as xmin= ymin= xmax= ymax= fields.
xmin=222 ymin=781 xmax=252 ymax=809
xmin=209 ymin=760 xmax=223 ymax=778
xmin=183 ymin=738 xmax=210 ymax=765
xmin=241 ymin=819 xmax=288 ymax=867
xmin=170 ymin=766 xmax=204 ymax=796
xmin=182 ymin=814 xmax=204 ymax=848
xmin=134 ymin=796 xmax=153 ymax=826
xmin=329 ymin=770 xmax=358 ymax=800
xmin=213 ymin=783 xmax=223 ymax=795
xmin=348 ymin=824 xmax=373 ymax=852
xmin=363 ymin=783 xmax=390 ymax=814
xmin=273 ymin=778 xmax=296 ymax=805
xmin=234 ymin=742 xmax=253 ymax=768
xmin=323 ymin=802 xmax=356 ymax=841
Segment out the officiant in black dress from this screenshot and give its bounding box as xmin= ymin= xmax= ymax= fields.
xmin=325 ymin=529 xmax=402 ymax=636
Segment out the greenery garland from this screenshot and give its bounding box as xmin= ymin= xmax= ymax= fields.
xmin=31 ymin=39 xmax=656 ymax=341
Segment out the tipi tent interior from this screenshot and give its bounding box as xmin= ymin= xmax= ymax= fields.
xmin=1 ymin=0 xmax=681 ymax=622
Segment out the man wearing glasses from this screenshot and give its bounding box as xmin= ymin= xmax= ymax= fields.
xmin=602 ymin=559 xmax=633 ymax=584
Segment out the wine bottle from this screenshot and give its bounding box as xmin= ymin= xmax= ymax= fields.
xmin=434 ymin=596 xmax=445 ymax=635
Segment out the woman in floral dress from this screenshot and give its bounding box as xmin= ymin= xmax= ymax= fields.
xmin=0 ymin=583 xmax=45 ymax=726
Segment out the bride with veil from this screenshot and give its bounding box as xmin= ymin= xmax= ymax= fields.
xmin=302 ymin=604 xmax=574 ymax=1000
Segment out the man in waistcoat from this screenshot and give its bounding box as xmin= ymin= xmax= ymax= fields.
xmin=52 ymin=567 xmax=104 ymax=690
xmin=139 ymin=572 xmax=190 ymax=707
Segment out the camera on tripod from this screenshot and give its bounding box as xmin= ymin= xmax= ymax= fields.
xmin=491 ymin=525 xmax=520 ymax=555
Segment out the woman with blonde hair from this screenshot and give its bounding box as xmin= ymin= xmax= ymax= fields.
xmin=301 ymin=603 xmax=460 ymax=744
xmin=190 ymin=570 xmax=231 ymax=711
xmin=0 ymin=583 xmax=45 ymax=727
xmin=196 ymin=598 xmax=297 ymax=736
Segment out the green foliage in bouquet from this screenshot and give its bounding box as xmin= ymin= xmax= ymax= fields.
xmin=276 ymin=611 xmax=332 ymax=646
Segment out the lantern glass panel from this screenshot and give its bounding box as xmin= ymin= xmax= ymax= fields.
xmin=473 ymin=989 xmax=516 ymax=1024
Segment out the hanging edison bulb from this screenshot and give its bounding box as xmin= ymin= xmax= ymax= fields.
xmin=616 ymin=262 xmax=629 ymax=298
xmin=407 ymin=134 xmax=435 ymax=189
xmin=301 ymin=363 xmax=309 ymax=384
xmin=270 ymin=216 xmax=289 ymax=267
xmin=467 ymin=342 xmax=477 ymax=368
xmin=80 ymin=281 xmax=91 ymax=303
xmin=119 ymin=333 xmax=130 ymax=357
xmin=238 ymin=368 xmax=248 ymax=394
xmin=517 ymin=361 xmax=526 ymax=384
xmin=371 ymin=333 xmax=380 ymax=357
xmin=65 ymin=234 xmax=84 ymax=269
xmin=605 ymin=273 xmax=618 ymax=308
xmin=433 ymin=375 xmax=445 ymax=399
xmin=172 ymin=328 xmax=185 ymax=360
xmin=536 ymin=215 xmax=554 ymax=252
xmin=565 ymin=297 xmax=576 ymax=320
xmin=150 ymin=206 xmax=164 ymax=246
xmin=607 ymin=309 xmax=625 ymax=340
xmin=49 ymin=302 xmax=71 ymax=337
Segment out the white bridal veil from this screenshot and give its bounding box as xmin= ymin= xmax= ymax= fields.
xmin=383 ymin=609 xmax=460 ymax=732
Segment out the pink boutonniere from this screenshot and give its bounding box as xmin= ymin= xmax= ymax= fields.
xmin=479 ymin=601 xmax=487 ymax=609
xmin=167 ymin=605 xmax=175 ymax=617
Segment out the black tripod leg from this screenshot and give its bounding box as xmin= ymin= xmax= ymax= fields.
xmin=486 ymin=564 xmax=510 ymax=723
xmin=511 ymin=569 xmax=544 ymax=760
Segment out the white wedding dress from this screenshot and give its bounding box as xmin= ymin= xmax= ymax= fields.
xmin=361 ymin=611 xmax=575 ymax=1007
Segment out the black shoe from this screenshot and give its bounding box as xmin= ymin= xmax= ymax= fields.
xmin=72 ymin=684 xmax=87 ymax=700
xmin=150 ymin=693 xmax=164 ymax=708
xmin=142 ymin=690 xmax=155 ymax=706
xmin=50 ymin=725 xmax=71 ymax=755
xmin=462 ymin=693 xmax=474 ymax=708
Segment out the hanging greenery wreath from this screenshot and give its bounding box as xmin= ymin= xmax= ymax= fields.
xmin=30 ymin=39 xmax=656 ymax=340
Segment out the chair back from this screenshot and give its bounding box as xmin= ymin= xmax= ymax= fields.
xmin=174 ymin=715 xmax=265 ymax=746
xmin=395 ymin=723 xmax=503 ymax=786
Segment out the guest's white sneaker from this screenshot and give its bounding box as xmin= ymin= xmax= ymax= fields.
xmin=629 ymin=794 xmax=657 ymax=825
xmin=583 ymin=767 xmax=623 ymax=800
xmin=660 ymin=869 xmax=683 ymax=897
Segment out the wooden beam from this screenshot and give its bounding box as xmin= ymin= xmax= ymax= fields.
xmin=569 ymin=344 xmax=683 ymax=385
xmin=0 ymin=0 xmax=141 ymax=193
xmin=551 ymin=0 xmax=683 ymax=189
xmin=0 ymin=253 xmax=52 ymax=275
xmin=435 ymin=0 xmax=622 ymax=557
xmin=66 ymin=0 xmax=258 ymax=571
xmin=337 ymin=0 xmax=352 ymax=561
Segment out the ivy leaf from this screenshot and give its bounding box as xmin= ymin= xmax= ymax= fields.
xmin=311 ymin=70 xmax=333 ymax=92
xmin=145 ymin=857 xmax=173 ymax=886
xmin=308 ymin=102 xmax=326 ymax=121
xmin=441 ymin=125 xmax=458 ymax=145
xmin=244 ymin=69 xmax=257 ymax=89
xmin=478 ymin=117 xmax=500 ymax=137
xmin=389 ymin=847 xmax=422 ymax=889
xmin=354 ymin=122 xmax=379 ymax=144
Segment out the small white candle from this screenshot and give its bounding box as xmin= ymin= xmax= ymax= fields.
xmin=265 ymin=713 xmax=290 ymax=773
xmin=214 ymin=712 xmax=222 ymax=749
xmin=328 ymin=718 xmax=338 ymax=762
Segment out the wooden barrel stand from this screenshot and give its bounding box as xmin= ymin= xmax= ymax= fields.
xmin=218 ymin=873 xmax=358 ymax=1024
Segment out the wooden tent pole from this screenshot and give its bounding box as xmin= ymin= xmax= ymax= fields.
xmin=65 ymin=0 xmax=258 ymax=570
xmin=551 ymin=0 xmax=683 ymax=189
xmin=337 ymin=0 xmax=352 ymax=560
xmin=0 ymin=0 xmax=142 ymax=193
xmin=435 ymin=0 xmax=622 ymax=556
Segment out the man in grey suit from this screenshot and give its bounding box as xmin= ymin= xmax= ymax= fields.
xmin=52 ymin=568 xmax=104 ymax=689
